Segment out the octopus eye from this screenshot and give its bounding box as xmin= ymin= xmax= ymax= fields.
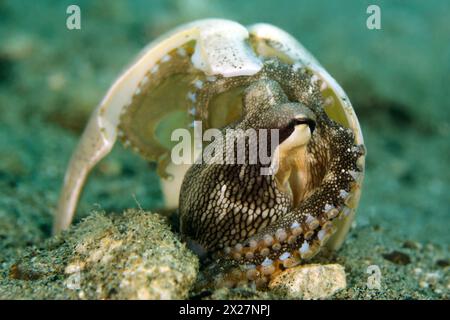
xmin=281 ymin=117 xmax=316 ymax=140
xmin=293 ymin=117 xmax=316 ymax=134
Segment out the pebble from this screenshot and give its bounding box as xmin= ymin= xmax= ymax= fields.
xmin=268 ymin=264 xmax=347 ymax=299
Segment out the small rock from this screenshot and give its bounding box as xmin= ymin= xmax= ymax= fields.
xmin=382 ymin=250 xmax=411 ymax=265
xmin=402 ymin=240 xmax=421 ymax=250
xmin=268 ymin=264 xmax=347 ymax=299
xmin=436 ymin=259 xmax=449 ymax=268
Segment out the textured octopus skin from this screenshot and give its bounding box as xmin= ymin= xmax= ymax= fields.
xmin=179 ymin=59 xmax=365 ymax=288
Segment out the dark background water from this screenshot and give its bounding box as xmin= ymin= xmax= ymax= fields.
xmin=0 ymin=0 xmax=448 ymax=254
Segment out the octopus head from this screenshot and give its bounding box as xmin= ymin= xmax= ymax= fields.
xmin=240 ymin=78 xmax=317 ymax=154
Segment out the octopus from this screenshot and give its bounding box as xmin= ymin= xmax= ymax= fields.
xmin=54 ymin=19 xmax=366 ymax=289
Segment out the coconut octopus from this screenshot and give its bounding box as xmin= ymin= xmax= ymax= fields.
xmin=54 ymin=19 xmax=366 ymax=289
